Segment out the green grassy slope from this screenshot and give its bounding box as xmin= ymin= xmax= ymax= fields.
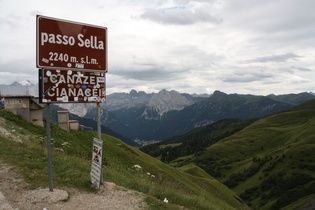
xmin=140 ymin=118 xmax=255 ymax=163
xmin=195 ymin=100 xmax=315 ymax=209
xmin=0 ymin=109 xmax=247 ymax=210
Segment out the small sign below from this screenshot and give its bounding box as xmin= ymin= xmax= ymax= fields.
xmin=39 ymin=68 xmax=106 ymax=103
xmin=91 ymin=138 xmax=103 ymax=189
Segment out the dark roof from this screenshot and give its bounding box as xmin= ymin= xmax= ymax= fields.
xmin=2 ymin=95 xmax=34 ymax=98
xmin=0 ymin=85 xmax=29 ymax=96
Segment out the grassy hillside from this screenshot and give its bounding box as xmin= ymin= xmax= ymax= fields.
xmin=140 ymin=118 xmax=255 ymax=163
xmin=194 ymin=100 xmax=315 ymax=209
xmin=46 ymin=104 xmax=139 ymax=147
xmin=0 ymin=109 xmax=247 ymax=209
xmin=144 ymin=99 xmax=315 ymax=209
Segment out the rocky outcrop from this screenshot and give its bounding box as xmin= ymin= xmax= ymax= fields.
xmin=142 ymin=89 xmax=194 ymax=119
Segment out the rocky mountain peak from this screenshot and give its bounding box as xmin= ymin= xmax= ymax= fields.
xmin=212 ymin=90 xmax=227 ymax=97
xmin=102 ymin=90 xmax=152 ymax=111
xmin=10 ymin=80 xmax=35 ymax=86
xmin=1 ymin=81 xmax=38 ymax=97
xmin=142 ymin=89 xmax=194 ymax=119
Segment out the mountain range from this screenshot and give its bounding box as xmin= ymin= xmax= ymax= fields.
xmin=3 ymin=81 xmax=315 ymax=145
xmin=84 ymin=90 xmax=315 ymax=143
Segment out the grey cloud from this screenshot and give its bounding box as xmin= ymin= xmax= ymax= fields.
xmin=140 ymin=7 xmax=222 ymax=25
xmin=0 ymin=58 xmax=37 ymax=84
xmin=110 ymin=41 xmax=218 ymax=82
xmin=220 ymin=70 xmax=274 ymax=83
xmin=222 ymin=1 xmax=315 ymax=49
xmin=110 ymin=64 xmax=187 ymax=82
xmin=224 ymin=1 xmax=315 ymax=33
xmin=243 ymin=53 xmax=301 ymax=64
xmin=0 ymin=59 xmax=33 ymax=74
xmin=291 ymin=66 xmax=312 ymax=72
xmin=279 ymin=67 xmax=294 ymax=74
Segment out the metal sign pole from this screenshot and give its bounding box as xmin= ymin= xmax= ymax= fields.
xmin=97 ymin=103 xmax=101 ymax=140
xmin=96 ymin=102 xmax=104 ymax=185
xmin=46 ymin=103 xmax=54 ymax=191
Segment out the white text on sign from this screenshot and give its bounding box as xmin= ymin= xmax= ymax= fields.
xmin=41 ymin=33 xmax=104 ymax=50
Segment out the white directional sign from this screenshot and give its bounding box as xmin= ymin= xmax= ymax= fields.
xmin=90 ymin=138 xmax=103 ymax=189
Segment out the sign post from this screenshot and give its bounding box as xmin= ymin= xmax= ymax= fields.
xmin=37 ymin=15 xmax=107 ymax=191
xmin=96 ymin=102 xmax=103 ymax=185
xmin=46 ymin=103 xmax=53 ymax=191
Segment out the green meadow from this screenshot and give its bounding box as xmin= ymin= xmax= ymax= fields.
xmin=0 ymin=109 xmax=247 ymax=209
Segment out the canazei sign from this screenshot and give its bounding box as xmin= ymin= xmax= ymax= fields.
xmin=39 ymin=69 xmax=106 ymax=103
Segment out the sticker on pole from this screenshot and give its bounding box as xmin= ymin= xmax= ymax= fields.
xmin=90 ymin=138 xmax=103 ymax=189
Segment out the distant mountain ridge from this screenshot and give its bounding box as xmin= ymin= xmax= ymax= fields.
xmin=267 ymin=92 xmax=315 ymax=105
xmin=3 ymin=82 xmax=315 ymax=143
xmin=58 ymin=89 xmax=207 ymax=117
xmin=0 ymin=81 xmax=38 ymax=97
xmin=85 ymin=90 xmax=315 ymax=142
xmin=83 ymin=89 xmax=207 ymax=142
xmin=10 ymin=80 xmax=34 ymax=86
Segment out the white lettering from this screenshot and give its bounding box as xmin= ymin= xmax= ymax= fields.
xmin=77 ymin=88 xmax=84 ymax=97
xmin=77 ymin=34 xmax=84 ymax=47
xmin=60 ymin=88 xmax=67 ymax=96
xmin=45 ymin=86 xmax=103 ymax=99
xmin=50 ymin=75 xmax=58 ymax=83
xmin=40 ymin=32 xmax=76 ymax=46
xmin=93 ymin=89 xmax=98 ymax=96
xmin=69 ymin=88 xmax=76 ymax=96
xmin=59 ymin=75 xmax=66 ymax=83
xmin=56 ymin=34 xmax=62 ymax=44
xmin=48 ymin=34 xmax=55 ymax=44
xmin=83 ymin=76 xmax=89 ymax=84
xmin=77 ymin=34 xmax=104 ymax=49
xmin=41 ymin=32 xmax=103 ymax=49
xmin=62 ymin=35 xmax=69 ymax=45
xmin=69 ymin=37 xmax=75 ymax=46
xmin=92 ymin=36 xmax=97 ymax=49
xmin=76 ymin=76 xmax=82 ymax=84
xmin=47 ymin=90 xmax=54 ymax=97
xmin=85 ymin=89 xmax=91 ymax=96
xmin=90 ymin=77 xmax=95 ymax=84
xmin=98 ymin=41 xmax=104 ymax=50
xmin=41 ymin=33 xmax=48 ymax=46
xmin=85 ymin=39 xmax=91 ymax=48
xmin=67 ymin=75 xmax=74 ymax=83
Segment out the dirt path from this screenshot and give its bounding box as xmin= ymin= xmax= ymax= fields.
xmin=0 ymin=162 xmax=147 ymax=210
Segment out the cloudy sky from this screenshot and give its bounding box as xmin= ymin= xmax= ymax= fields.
xmin=1 ymin=0 xmax=315 ymax=95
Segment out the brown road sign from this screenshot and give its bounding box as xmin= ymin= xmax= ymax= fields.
xmin=37 ymin=15 xmax=107 ymax=72
xmin=39 ymin=68 xmax=106 ymax=103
